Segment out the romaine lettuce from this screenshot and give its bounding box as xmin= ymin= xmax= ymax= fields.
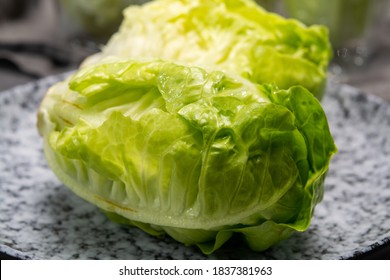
xmin=84 ymin=0 xmax=332 ymax=99
xmin=38 ymin=58 xmax=336 ymax=253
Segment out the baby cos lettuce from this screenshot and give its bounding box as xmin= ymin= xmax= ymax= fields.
xmin=38 ymin=59 xmax=336 ymax=254
xmin=85 ymin=0 xmax=332 ymax=99
xmin=38 ymin=0 xmax=336 ymax=254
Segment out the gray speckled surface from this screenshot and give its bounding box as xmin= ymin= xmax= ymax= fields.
xmin=1 ymin=74 xmax=389 ymax=260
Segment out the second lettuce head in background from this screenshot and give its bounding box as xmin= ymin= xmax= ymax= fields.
xmin=83 ymin=0 xmax=333 ymax=99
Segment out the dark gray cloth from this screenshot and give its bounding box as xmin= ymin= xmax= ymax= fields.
xmin=0 ymin=0 xmax=95 ymax=79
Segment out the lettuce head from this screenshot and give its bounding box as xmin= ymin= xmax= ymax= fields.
xmin=84 ymin=0 xmax=332 ymax=99
xmin=38 ymin=0 xmax=336 ymax=254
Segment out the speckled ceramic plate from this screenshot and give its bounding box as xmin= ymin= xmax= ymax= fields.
xmin=1 ymin=73 xmax=390 ymax=260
